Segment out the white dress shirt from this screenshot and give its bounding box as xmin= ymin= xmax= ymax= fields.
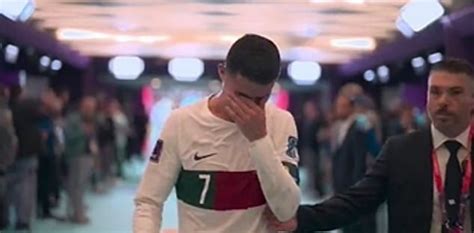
xmin=430 ymin=125 xmax=471 ymax=233
xmin=330 ymin=114 xmax=357 ymax=152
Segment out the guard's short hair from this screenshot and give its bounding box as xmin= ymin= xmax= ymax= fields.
xmin=431 ymin=57 xmax=474 ymax=79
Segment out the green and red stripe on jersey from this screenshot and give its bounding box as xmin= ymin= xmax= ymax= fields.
xmin=175 ymin=162 xmax=298 ymax=211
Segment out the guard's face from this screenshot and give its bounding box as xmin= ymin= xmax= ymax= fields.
xmin=427 ymin=71 xmax=474 ymax=135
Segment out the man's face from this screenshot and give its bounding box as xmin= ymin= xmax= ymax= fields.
xmin=335 ymin=95 xmax=353 ymax=120
xmin=219 ymin=65 xmax=274 ymax=108
xmin=427 ymin=71 xmax=474 ymax=136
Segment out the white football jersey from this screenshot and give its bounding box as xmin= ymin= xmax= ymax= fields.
xmin=134 ymin=97 xmax=300 ymax=233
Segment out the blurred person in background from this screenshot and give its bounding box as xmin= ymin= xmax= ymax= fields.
xmin=127 ymin=102 xmax=148 ymax=161
xmin=399 ymin=104 xmax=421 ymax=134
xmin=121 ymin=99 xmax=137 ymax=162
xmin=64 ymin=96 xmax=98 ymax=224
xmin=0 ymin=83 xmax=17 ymax=230
xmin=353 ymin=95 xmax=383 ymax=143
xmin=315 ymin=111 xmax=334 ymax=195
xmin=53 ymin=87 xmax=70 ymax=199
xmin=383 ymin=104 xmax=405 ymax=140
xmin=318 ymin=108 xmax=336 ymax=158
xmin=297 ymin=100 xmax=326 ymax=197
xmin=338 ymin=83 xmax=364 ymax=101
xmin=328 ymin=93 xmax=380 ymax=233
xmin=37 ymin=90 xmax=64 ymax=219
xmin=8 ymin=85 xmax=43 ymax=231
xmin=97 ymin=98 xmax=116 ymax=191
xmin=352 ymin=95 xmax=383 ymax=162
xmin=384 ymin=104 xmax=423 ymax=139
xmin=109 ymin=99 xmax=129 ymax=179
xmin=52 ymin=94 xmax=66 ymax=210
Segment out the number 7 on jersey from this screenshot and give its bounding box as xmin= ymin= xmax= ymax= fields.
xmin=198 ymin=174 xmax=211 ymax=205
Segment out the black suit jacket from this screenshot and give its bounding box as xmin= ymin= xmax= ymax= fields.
xmin=332 ymin=121 xmax=371 ymax=193
xmin=296 ymin=129 xmax=474 ymax=233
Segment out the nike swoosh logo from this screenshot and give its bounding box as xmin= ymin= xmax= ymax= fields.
xmin=194 ymin=152 xmax=217 ymax=161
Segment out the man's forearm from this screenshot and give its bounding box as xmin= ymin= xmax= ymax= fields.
xmin=133 ymin=198 xmax=163 ymax=233
xmin=295 ymin=140 xmax=391 ymax=232
xmin=249 ymin=135 xmax=300 ymax=221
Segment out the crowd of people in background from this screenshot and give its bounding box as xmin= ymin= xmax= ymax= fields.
xmin=299 ymin=83 xmax=427 ymax=192
xmin=0 ymin=79 xmax=427 ymax=232
xmin=295 ymin=82 xmax=428 ymax=232
xmin=0 ymin=84 xmax=144 ymax=232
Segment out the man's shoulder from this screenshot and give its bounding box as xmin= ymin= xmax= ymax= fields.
xmin=385 ymin=128 xmax=430 ymax=147
xmin=164 ymin=100 xmax=209 ymax=127
xmin=169 ymin=100 xmax=206 ymax=118
xmin=266 ymin=104 xmax=293 ymax=122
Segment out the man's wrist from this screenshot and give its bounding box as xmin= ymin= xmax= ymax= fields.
xmin=248 ymin=134 xmax=271 ymax=152
xmin=247 ymin=132 xmax=267 ymax=142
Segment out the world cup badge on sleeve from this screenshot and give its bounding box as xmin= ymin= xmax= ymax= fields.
xmin=286 ymin=136 xmax=298 ymax=159
xmin=150 ymin=139 xmax=164 ymax=163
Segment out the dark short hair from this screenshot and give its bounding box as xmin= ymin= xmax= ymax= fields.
xmin=225 ymin=34 xmax=281 ymax=85
xmin=431 ymin=57 xmax=474 ymax=79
